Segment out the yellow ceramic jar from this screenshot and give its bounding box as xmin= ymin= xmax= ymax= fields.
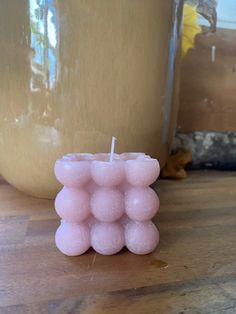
xmin=0 ymin=0 xmax=183 ymax=198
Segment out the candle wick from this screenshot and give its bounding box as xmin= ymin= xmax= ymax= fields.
xmin=109 ymin=136 xmax=116 ymax=162
xmin=211 ymin=45 xmax=216 ymax=63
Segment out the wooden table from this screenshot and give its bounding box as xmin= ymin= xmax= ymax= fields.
xmin=0 ymin=171 xmax=236 ymax=313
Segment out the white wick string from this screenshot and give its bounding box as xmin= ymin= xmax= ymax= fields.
xmin=109 ymin=136 xmax=116 ymax=162
xmin=211 ymin=45 xmax=216 ymax=63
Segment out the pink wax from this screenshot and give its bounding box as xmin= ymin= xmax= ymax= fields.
xmin=120 ymin=152 xmax=146 ymax=160
xmin=91 ymin=159 xmax=125 ymax=187
xmin=91 ymin=188 xmax=124 ymax=222
xmin=85 ymin=215 xmax=98 ymax=228
xmin=125 ymin=158 xmax=160 ymax=186
xmin=91 ymin=222 xmax=124 ymax=255
xmin=55 ymin=187 xmax=90 ymax=223
xmin=125 ymin=187 xmax=160 ymax=221
xmin=54 ymin=152 xmax=160 ymax=256
xmin=119 ymin=214 xmax=131 ymax=227
xmin=85 ymin=180 xmax=99 ymax=194
xmin=54 ymin=153 xmax=93 ymax=188
xmin=55 ymin=221 xmax=90 ymax=256
xmin=125 ymin=221 xmax=159 ymax=255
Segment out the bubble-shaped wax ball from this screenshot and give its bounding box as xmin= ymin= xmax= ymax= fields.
xmin=54 ymin=153 xmax=93 ymax=188
xmin=125 ymin=158 xmax=160 ymax=186
xmin=125 ymin=221 xmax=159 ymax=255
xmin=55 ymin=187 xmax=90 ymax=223
xmin=91 ymin=160 xmax=125 ymax=187
xmin=91 ymin=222 xmax=125 ymax=255
xmin=91 ymin=188 xmax=124 ymax=222
xmin=125 ymin=187 xmax=159 ymax=221
xmin=55 ymin=221 xmax=90 ymax=256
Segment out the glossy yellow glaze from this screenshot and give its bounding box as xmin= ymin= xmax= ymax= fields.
xmin=0 ymin=1 xmax=181 ymax=198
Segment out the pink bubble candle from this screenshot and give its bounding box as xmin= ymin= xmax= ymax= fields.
xmin=54 ymin=138 xmax=160 ymax=256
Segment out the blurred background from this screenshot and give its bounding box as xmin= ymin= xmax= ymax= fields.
xmin=0 ymin=0 xmax=235 ymax=198
xmin=174 ymin=0 xmax=236 ymax=170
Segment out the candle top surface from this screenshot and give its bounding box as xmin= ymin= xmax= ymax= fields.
xmin=57 ymin=152 xmax=156 ymax=163
xmin=55 ymin=152 xmax=160 ymax=188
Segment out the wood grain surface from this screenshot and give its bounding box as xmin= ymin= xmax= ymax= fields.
xmin=0 ymin=171 xmax=236 ymax=313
